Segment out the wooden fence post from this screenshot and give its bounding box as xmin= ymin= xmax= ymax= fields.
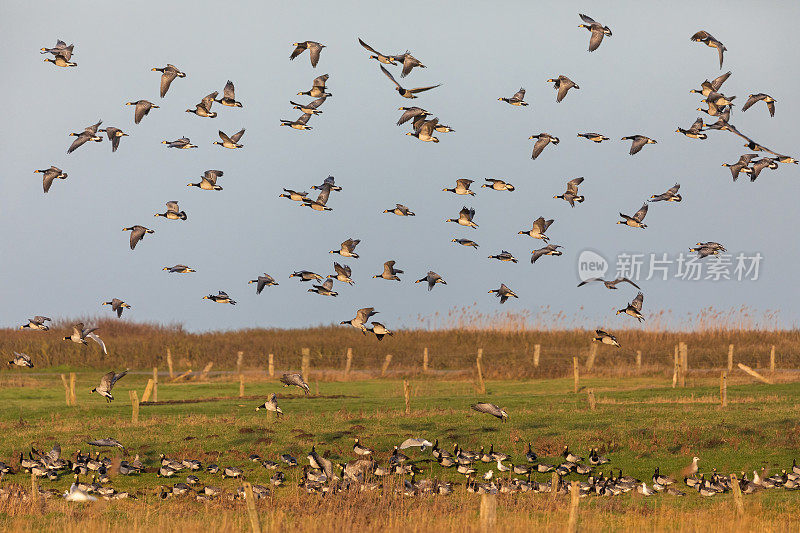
xmin=237 ymin=351 xmax=243 ymax=375
xmin=573 ymin=357 xmax=579 ymax=393
xmin=130 ymin=390 xmax=139 ymax=423
xmin=199 ymin=362 xmax=213 ymax=381
xmin=344 ymin=348 xmax=353 ymax=379
xmin=567 ymin=481 xmax=580 ymax=533
xmin=586 ymin=389 xmax=596 ymax=410
xmin=730 ymin=474 xmax=745 ymax=517
xmin=672 ymin=346 xmax=679 ymax=388
xmin=586 ymin=343 xmax=597 ymax=372
xmin=152 ymin=367 xmax=158 ymax=403
xmin=679 ymin=342 xmax=687 ymax=388
xmin=479 ymin=493 xmax=496 ymax=533
xmin=268 ymin=353 xmax=274 ymax=378
xmin=476 ymin=349 xmax=485 ymax=394
xmin=141 ymin=379 xmax=154 ymax=402
xmin=636 ymin=350 xmax=642 ymax=371
xmin=720 ymin=371 xmax=727 ymax=407
xmin=550 ymin=471 xmax=560 ymax=494
xmin=533 ymin=344 xmax=540 ymax=367
xmin=301 ymin=348 xmax=310 ymax=380
xmin=60 ymin=374 xmax=70 ymax=406
xmin=422 ymin=347 xmax=429 ymax=373
xmin=171 ymin=370 xmax=192 ymax=382
xmin=737 ymin=363 xmax=773 ymax=385
xmin=770 ymin=345 xmax=775 ymax=374
xmin=69 ymin=372 xmax=76 ymax=406
xmin=242 ymin=482 xmax=262 ymax=533
xmin=381 ymin=354 xmax=393 ymax=377
xmin=403 ymin=380 xmax=411 ymax=415
xmin=167 ymin=348 xmax=174 ymax=379
xmin=239 ymin=375 xmax=245 ymax=398
xmin=727 ymin=344 xmax=734 ymax=372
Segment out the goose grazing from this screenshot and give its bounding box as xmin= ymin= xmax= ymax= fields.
xmin=526 ymin=444 xmax=538 ymax=463
xmin=577 ymin=132 xmax=609 ymax=143
xmin=676 ymin=118 xmax=707 ymax=139
xmin=452 ymin=238 xmax=479 ymax=249
xmin=380 ymin=65 xmax=440 ymax=99
xmin=67 ymin=120 xmax=103 ymax=154
xmin=154 ymin=201 xmax=187 ymax=221
xmin=741 ymin=93 xmax=776 ymax=117
xmin=547 ymin=75 xmax=579 ymax=102
xmin=186 ymin=92 xmax=218 ymax=118
xmin=298 ymin=74 xmax=332 ymax=98
xmin=621 ymin=135 xmax=657 ymax=155
xmin=488 ymin=251 xmax=517 ymax=263
xmin=616 ymin=292 xmax=645 ymax=322
xmin=151 ymin=64 xmax=186 ymax=97
xmin=554 ymin=177 xmax=585 ymax=207
xmin=290 ymin=271 xmax=323 ymax=282
xmin=329 ymin=263 xmax=354 ymax=285
xmin=367 ymin=322 xmax=393 ymax=341
xmin=122 ymin=225 xmax=154 ymax=249
xmin=215 ymin=80 xmax=242 ymax=107
xmin=279 ymin=188 xmax=309 ymax=202
xmin=98 ymin=127 xmax=129 ymax=152
xmin=203 ymin=291 xmax=236 ymax=305
xmin=35 ymin=166 xmax=68 ymax=193
xmin=519 ymin=217 xmax=554 ymax=242
xmin=617 ymin=203 xmax=648 ymax=229
xmin=247 ymin=274 xmax=278 ymax=295
xmin=20 ymin=316 xmax=51 ymax=331
xmin=374 ymin=261 xmax=403 ymax=281
xmin=330 ymin=238 xmax=361 ymax=258
xmin=280 ymin=372 xmax=310 ymax=395
xmin=482 ymin=178 xmax=515 ymax=192
xmin=188 ymin=170 xmax=224 ymax=191
xmin=531 ymin=244 xmax=563 ymax=263
xmin=593 ymin=330 xmax=620 ymax=348
xmin=722 ymin=154 xmax=757 ymax=181
xmin=407 ymin=117 xmax=440 ymax=142
xmin=163 ymin=264 xmax=195 ymax=274
xmin=290 ymin=41 xmax=325 ymax=67
xmin=471 ymin=403 xmax=508 ymax=421
xmin=64 ymin=323 xmax=107 ymax=354
xmin=161 ymin=137 xmax=196 ymax=149
xmin=340 ymin=307 xmax=378 ymax=333
xmin=690 ymin=31 xmax=727 ymax=68
xmin=255 ymin=393 xmax=283 ymax=416
xmin=280 ymin=113 xmax=313 ymax=130
xmin=291 ymin=96 xmax=327 ymax=115
xmin=577 ymin=277 xmax=640 ymax=290
xmin=489 ymin=284 xmax=518 ymax=304
xmin=90 ymin=370 xmax=128 ymax=402
xmin=529 ymin=133 xmax=560 ymax=159
xmin=307 ymin=278 xmax=338 ymax=297
xmin=578 ymin=14 xmax=612 ymax=51
xmin=443 ymin=178 xmax=475 ymax=195
xmin=650 ymin=183 xmax=681 ymax=202
xmin=125 ymin=100 xmax=159 ymax=124
xmin=498 ymin=87 xmax=528 ymax=106
xmin=415 ymin=271 xmax=446 ymax=291
xmin=102 ymin=298 xmax=131 ymax=318
xmin=214 ymin=129 xmax=245 ymax=149
xmin=446 ymin=206 xmax=478 ymax=228
xmin=383 ymin=204 xmax=415 ymax=216
xmin=8 ymin=352 xmax=34 ymax=368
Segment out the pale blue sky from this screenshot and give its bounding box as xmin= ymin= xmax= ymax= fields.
xmin=2 ymin=1 xmax=798 ymax=331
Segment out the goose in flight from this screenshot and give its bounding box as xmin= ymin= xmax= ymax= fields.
xmin=155 ymin=201 xmax=187 ymax=220
xmin=340 ymin=307 xmax=378 ymax=333
xmin=357 ymin=38 xmax=398 ymax=65
xmin=186 ymin=92 xmax=218 ymax=118
xmin=102 ymin=298 xmax=131 ymax=318
xmin=393 ymin=51 xmax=426 ymax=77
xmin=415 ymin=271 xmax=446 ymax=291
xmin=446 ymin=206 xmax=477 ymax=228
xmin=554 ymin=177 xmax=585 ymax=207
xmin=41 ymin=40 xmax=76 ymax=66
xmin=279 ymin=373 xmax=310 ymax=395
xmin=452 ymin=238 xmax=479 ymax=248
xmin=291 ymin=96 xmax=327 ymax=115
xmin=383 ymin=204 xmax=415 ymax=216
xmin=64 ymin=323 xmax=107 ymax=354
xmin=482 ymin=178 xmax=515 ymax=192
xmin=443 ymin=179 xmax=475 ymax=195
xmin=91 ymin=370 xmax=128 ymax=402
xmin=214 ymin=129 xmax=245 ymax=149
xmin=279 ymin=188 xmax=309 ymax=202
xmin=290 ymin=41 xmax=325 ymax=67
xmin=163 ymin=264 xmax=195 ymax=274
xmin=298 ymin=74 xmax=332 ymax=98
xmin=203 ymin=291 xmax=236 ymax=305
xmin=255 ymin=393 xmax=283 ymax=416
xmin=374 ymin=260 xmax=403 ymax=281
xmin=531 ymin=244 xmax=563 ymax=263
xmin=690 ymin=71 xmax=731 ymax=96
xmin=529 ymin=133 xmax=560 ymax=159
xmin=307 ymin=278 xmax=338 ymax=297
xmin=498 ymin=87 xmax=528 ymax=106
xmin=518 ymin=217 xmax=554 ymax=242
xmin=741 ymin=93 xmax=776 ymax=117
xmin=617 ymin=203 xmax=648 ymax=229
xmin=488 ymin=250 xmax=517 ymax=263
xmin=151 ymin=64 xmax=186 ymax=97
xmin=489 ymin=284 xmax=518 ymax=304
xmin=546 ymin=75 xmax=579 ymax=102
xmin=649 ymin=183 xmax=681 ymax=202
xmin=35 ymin=166 xmax=68 ymax=193
xmin=380 ymin=65 xmax=440 ymax=98
xmin=578 ymin=277 xmax=640 ymax=290
xmin=249 ymin=274 xmax=278 ymax=294
xmin=188 ymin=170 xmax=224 ymax=191
xmin=126 ymin=100 xmax=159 ymax=124
xmin=290 ymin=271 xmax=323 ymax=282
xmin=368 ymin=322 xmax=393 ymax=341
xmin=20 ymin=316 xmax=51 ymax=331
xmin=407 ymin=117 xmax=440 ymax=142
xmin=280 ymin=113 xmax=313 ymax=130
xmin=8 ymin=352 xmax=34 ymax=368
xmin=330 ymin=263 xmax=354 ymax=285
xmin=621 ymin=135 xmax=657 ymax=155
xmin=578 ymin=14 xmax=612 ymax=52
xmin=122 ymin=225 xmax=154 ymax=249
xmin=216 ymin=80 xmax=243 ymax=107
xmin=161 ymin=137 xmax=196 ymax=149
xmin=690 ymin=30 xmax=727 ymax=68
xmin=330 ymin=238 xmax=361 ymax=258
xmin=98 ymin=127 xmax=129 ymax=152
xmin=617 ymin=292 xmax=645 ymax=322
xmin=593 ymin=330 xmax=620 ymax=348
xmin=721 ymin=154 xmax=757 ymax=181
xmin=676 ymin=118 xmax=707 ymax=140
xmin=471 ymin=403 xmax=508 ymax=421
xmin=67 ymin=120 xmax=103 ymax=154
xmin=577 ymin=132 xmax=609 ymax=143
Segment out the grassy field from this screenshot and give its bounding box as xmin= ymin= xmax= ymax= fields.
xmin=0 ymin=368 xmax=799 ymax=531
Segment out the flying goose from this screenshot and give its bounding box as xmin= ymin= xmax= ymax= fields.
xmin=578 ymin=14 xmax=612 ymax=51
xmin=690 ymin=31 xmax=727 ymax=68
xmin=249 ymin=274 xmax=278 ymax=294
xmin=8 ymin=352 xmax=33 ymax=368
xmin=383 ymin=204 xmax=415 ymax=216
xmin=676 ymin=118 xmax=707 ymax=139
xmin=518 ymin=217 xmax=554 ymax=241
xmin=749 ymin=158 xmax=779 ymax=181
xmin=397 ymin=106 xmax=429 ymax=126
xmin=301 ymin=185 xmax=333 ymax=211
xmin=415 ymin=271 xmax=446 ymax=291
xmin=357 ymin=38 xmax=398 ymax=65
xmin=20 ymin=316 xmax=51 ymax=331
xmin=215 ymin=80 xmax=243 ymax=107
xmin=471 ymin=403 xmax=508 ymax=421
xmin=443 ymin=178 xmax=475 ymax=195
xmin=593 ymin=330 xmax=620 ymax=348
xmin=498 ymin=88 xmax=528 ymax=106
xmin=621 ymin=135 xmax=657 ymax=155
xmin=696 ymin=241 xmax=726 ymax=252
xmin=488 ymin=250 xmax=517 ymax=263
xmin=291 ymin=96 xmax=327 ymax=115
xmin=452 ymin=238 xmax=479 ymax=248
xmin=340 ymin=307 xmax=378 ymax=333
xmin=102 ymin=298 xmax=130 ymax=318
xmin=740 ymin=93 xmax=776 ymax=117
xmin=482 ymin=178 xmax=515 ymax=191
xmin=312 ymin=175 xmax=342 ymax=192
xmin=298 ymin=74 xmax=332 ymax=98
xmin=690 ymin=245 xmax=722 ymax=259
xmin=214 ymin=129 xmax=245 ymax=149
xmin=125 ymin=100 xmax=159 ymax=124
xmin=90 ymin=370 xmax=128 ymax=402
xmin=163 ymin=264 xmax=195 ymax=274
xmin=546 ymin=75 xmax=579 ymax=102
xmin=67 ymin=120 xmax=103 ymax=154
xmin=154 ymin=201 xmax=187 ymax=220
xmin=161 ymin=137 xmax=196 ymax=149
xmin=446 ymin=206 xmax=477 ymax=228
xmin=35 ymin=166 xmax=68 ymax=193
xmin=531 ymin=244 xmax=563 ymax=263
xmin=279 ymin=188 xmax=309 ymax=202
xmin=393 ymin=51 xmax=426 ymax=77
xmin=616 ymin=292 xmax=645 ymax=322
xmin=650 ymin=183 xmax=681 ymax=202
xmin=280 ymin=372 xmax=310 ymax=395
xmin=290 ymin=41 xmax=325 ymax=67
xmin=186 ymin=92 xmax=218 ymax=117
xmin=577 ymin=132 xmax=609 ymax=143
xmin=203 ymin=291 xmax=236 ymax=305
xmin=255 ymin=393 xmax=283 ymax=416
xmin=578 ymin=277 xmax=640 ymax=290
xmin=554 ymin=177 xmax=585 ymax=207
xmin=489 ymin=284 xmax=518 ymax=304
xmin=380 ymin=65 xmax=440 ymax=98
xmin=374 ymin=260 xmax=403 ymax=281
xmin=122 ymin=225 xmax=154 ymax=249
xmin=617 ymin=203 xmax=648 ymax=228
xmin=368 ymin=322 xmax=393 ymax=341
xmin=529 ymin=133 xmax=560 ymax=159
xmin=64 ymin=323 xmax=107 ymax=354
xmin=280 ymin=113 xmax=313 ymax=130
xmin=307 ymin=278 xmax=338 ymax=297
xmin=94 ymin=127 xmax=128 ymax=154
xmin=290 ymin=271 xmax=323 ymax=282
xmin=690 ymin=71 xmax=731 ymax=96
xmin=41 ymin=40 xmax=76 ymax=65
xmin=330 ymin=263 xmax=354 ymax=285
xmin=407 ymin=117 xmax=440 ymax=142
xmin=151 ymin=64 xmax=186 ymax=97
xmin=330 ymin=238 xmax=361 ymax=258
xmin=188 ymin=170 xmax=224 ymax=191
xmin=722 ymin=154 xmax=757 ymax=181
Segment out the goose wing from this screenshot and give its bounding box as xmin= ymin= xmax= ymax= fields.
xmin=511 ymin=88 xmax=525 ymax=101
xmin=471 ymin=403 xmax=503 ymax=418
xmin=230 ymin=129 xmax=246 ymax=143
xmin=86 ymin=332 xmax=107 ymax=354
xmin=159 ymin=70 xmax=178 ymax=97
xmin=218 ymin=130 xmax=233 ymax=143
xmin=577 ymin=277 xmax=604 ymax=287
xmin=629 ymin=136 xmax=647 ymax=155
xmin=579 ymin=13 xmax=598 ymax=24
xmin=223 ymin=80 xmax=235 ymax=100
xmin=203 ymin=170 xmax=223 ymax=185
xmin=356 ymin=307 xmax=377 ymax=324
xmin=612 ymin=277 xmax=641 ymax=289
xmin=312 ymin=74 xmax=329 ymax=88
xmin=134 ymin=101 xmax=151 ymax=124
xmin=532 ymin=136 xmax=549 ymax=159
xmin=631 ymin=292 xmax=644 ymax=312
xmin=358 ymin=38 xmax=379 ymax=55
xmin=200 ymin=92 xmax=218 ymax=111
xmin=632 ymin=203 xmax=648 ymax=222
xmin=308 ymin=42 xmax=323 ymax=67
xmin=380 ymin=65 xmax=402 ymax=89
xmin=566 ymin=177 xmax=584 ymax=194
xmin=588 ymin=29 xmax=605 ymax=52
xmin=741 ymin=94 xmax=760 ymax=112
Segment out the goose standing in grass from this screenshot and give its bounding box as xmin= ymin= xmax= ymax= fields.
xmin=102 ymin=298 xmax=130 ymax=318
xmin=617 ymin=203 xmax=648 ymax=229
xmin=547 ymin=75 xmax=579 ymax=102
xmin=152 ymin=64 xmax=185 ymax=97
xmin=446 ymin=206 xmax=477 ymax=228
xmin=255 ymin=393 xmax=283 ymax=416
xmin=722 ymin=154 xmax=757 ymax=181
xmin=298 ymin=74 xmax=332 ymax=98
xmin=452 ymin=238 xmax=479 ymax=249
xmin=383 ymin=204 xmax=415 ymax=216
xmin=330 ymin=263 xmax=354 ymax=285
xmin=188 ymin=170 xmax=223 ymax=191
xmin=214 ymin=129 xmax=245 ymax=149
xmin=690 ymin=30 xmax=727 ymax=68
xmin=519 ymin=217 xmax=554 ymax=242
xmin=280 ymin=373 xmax=310 ymax=395
xmin=578 ymin=14 xmax=612 ymax=51
xmin=415 ymin=271 xmax=446 ymax=291
xmin=161 ymin=137 xmax=196 ymax=149
xmin=443 ymin=179 xmax=475 ymax=195
xmin=554 ymin=177 xmax=585 ymax=207
xmin=122 ymin=225 xmax=154 ymax=249
xmin=577 ymin=277 xmax=640 ymax=290
xmin=330 ymin=238 xmax=361 ymax=258
xmin=67 ymin=120 xmax=103 ymax=154
xmin=676 ymin=118 xmax=707 ymax=139
xmin=186 ymin=92 xmax=218 ymax=118
xmin=531 ymin=244 xmax=563 ymax=263
xmin=649 ymin=183 xmax=681 ymax=202
xmin=498 ymin=88 xmax=528 ymax=106
xmin=308 ymin=278 xmax=338 ymax=297
xmin=280 ymin=113 xmax=313 ymax=130
xmin=482 ymin=178 xmax=515 ymax=191
xmin=489 ymin=284 xmax=518 ymax=304
xmin=154 ymin=201 xmax=187 ymax=220
xmin=248 ymin=274 xmax=278 ymax=294
xmin=471 ymin=403 xmax=508 ymax=422
xmin=617 ymin=292 xmax=645 ymax=322
xmin=290 ymin=41 xmax=325 ymax=67
xmin=64 ymin=323 xmax=107 ymax=354
xmin=20 ymin=316 xmax=51 ymax=331
xmin=291 ymin=96 xmax=327 ymax=115
xmin=90 ymin=370 xmax=128 ymax=403
xmin=340 ymin=307 xmax=378 ymax=333
xmin=290 ymin=270 xmax=323 ymax=282
xmin=488 ymin=250 xmax=517 ymax=263
xmin=368 ymin=322 xmax=393 ymax=341
xmin=741 ymin=93 xmax=776 ymax=117
xmin=380 ymin=65 xmax=440 ymax=98
xmin=621 ymin=135 xmax=657 ymax=155
xmin=35 ymin=166 xmax=68 ymax=193
xmin=374 ymin=260 xmax=403 ymax=281
xmin=353 ymin=438 xmax=374 ymax=456
xmin=125 ymin=100 xmax=159 ymax=124
xmin=203 ymin=291 xmax=236 ymax=305
xmin=577 ymin=132 xmax=609 ymax=143
xmin=163 ymin=264 xmax=195 ymax=274
xmin=98 ymin=127 xmax=129 ymax=152
xmin=529 ymin=133 xmax=559 ymax=159
xmin=215 ymin=80 xmax=243 ymax=107
xmin=8 ymin=352 xmax=34 ymax=368
xmin=593 ymin=330 xmax=620 ymax=348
